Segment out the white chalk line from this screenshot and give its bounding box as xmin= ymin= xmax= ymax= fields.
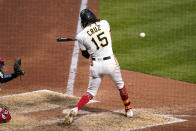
xmin=0 ymin=89 xmax=100 ymax=130
xmin=0 ymin=89 xmax=100 ymax=103
xmin=0 ymin=90 xmax=189 ymax=131
xmin=66 ymin=0 xmax=88 ymax=95
xmin=165 ymin=114 xmax=196 ymax=118
xmin=124 ymin=120 xmax=187 ymax=131
xmin=0 ymin=89 xmax=99 ymax=113
xmin=79 ymin=110 xmax=187 ymax=131
xmin=122 ymin=114 xmax=187 ymax=131
xmin=1 ymin=91 xmax=189 ymax=130
xmin=22 ymin=110 xmax=187 ymax=130
xmin=0 ymin=89 xmax=73 ymax=98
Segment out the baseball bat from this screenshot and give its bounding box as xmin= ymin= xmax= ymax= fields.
xmin=56 ymin=37 xmax=77 ymax=42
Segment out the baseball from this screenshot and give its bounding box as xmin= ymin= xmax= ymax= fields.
xmin=139 ymin=32 xmax=146 ymax=38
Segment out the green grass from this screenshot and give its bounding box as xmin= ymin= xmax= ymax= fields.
xmin=99 ymin=0 xmax=196 ymax=83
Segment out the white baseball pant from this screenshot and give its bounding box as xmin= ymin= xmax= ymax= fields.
xmin=87 ymin=55 xmax=124 ymax=97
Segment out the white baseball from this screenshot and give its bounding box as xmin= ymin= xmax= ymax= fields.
xmin=139 ymin=32 xmax=146 ymax=38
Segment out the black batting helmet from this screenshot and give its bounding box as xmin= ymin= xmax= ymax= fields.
xmin=80 ymin=9 xmax=97 ymax=28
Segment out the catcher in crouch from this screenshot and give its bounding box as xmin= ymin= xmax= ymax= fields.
xmin=0 ymin=58 xmax=24 ymax=123
xmin=64 ymin=9 xmax=133 ymax=125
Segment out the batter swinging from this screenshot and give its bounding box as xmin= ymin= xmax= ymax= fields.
xmin=64 ymin=8 xmax=133 ymax=125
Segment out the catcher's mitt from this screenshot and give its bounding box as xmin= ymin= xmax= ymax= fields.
xmin=14 ymin=58 xmax=25 ymax=76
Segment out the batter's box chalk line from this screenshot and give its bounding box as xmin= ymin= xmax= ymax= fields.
xmin=23 ymin=110 xmax=187 ymax=131
xmin=61 ymin=109 xmax=187 ymax=131
xmin=116 ymin=109 xmax=187 ymax=131
xmin=0 ymin=91 xmax=187 ymax=131
xmin=165 ymin=114 xmax=196 ymax=118
xmin=0 ymin=89 xmax=100 ymax=112
xmin=0 ymin=89 xmax=98 ymax=101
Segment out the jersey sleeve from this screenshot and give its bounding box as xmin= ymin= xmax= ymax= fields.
xmin=76 ymin=33 xmax=87 ymax=51
xmin=102 ymin=20 xmax=110 ymax=33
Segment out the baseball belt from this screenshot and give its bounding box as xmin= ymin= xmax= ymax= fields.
xmin=91 ymin=56 xmax=111 ymax=61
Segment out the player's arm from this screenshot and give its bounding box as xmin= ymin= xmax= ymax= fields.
xmin=77 ymin=36 xmax=90 ymax=59
xmin=79 ymin=43 xmax=90 ymax=59
xmin=0 ymin=73 xmax=18 ymax=83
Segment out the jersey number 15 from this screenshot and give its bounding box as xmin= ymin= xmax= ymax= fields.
xmin=91 ymin=32 xmax=108 ymax=50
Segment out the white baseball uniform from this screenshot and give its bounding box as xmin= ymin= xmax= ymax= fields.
xmin=76 ymin=20 xmax=124 ymax=97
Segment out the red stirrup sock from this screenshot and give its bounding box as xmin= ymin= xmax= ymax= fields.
xmin=77 ymin=92 xmax=93 ymax=110
xmin=119 ymin=85 xmax=132 ymax=111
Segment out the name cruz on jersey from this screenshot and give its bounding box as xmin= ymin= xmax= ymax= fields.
xmin=87 ymin=24 xmax=101 ymax=36
xmin=77 ymin=20 xmax=113 ymax=58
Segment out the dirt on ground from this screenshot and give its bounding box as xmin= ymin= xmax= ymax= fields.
xmin=0 ymin=91 xmax=184 ymax=131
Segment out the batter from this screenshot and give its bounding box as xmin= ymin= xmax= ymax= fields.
xmin=64 ymin=9 xmax=133 ymax=125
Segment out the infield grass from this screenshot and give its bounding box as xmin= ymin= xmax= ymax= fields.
xmin=99 ymin=0 xmax=196 ymax=83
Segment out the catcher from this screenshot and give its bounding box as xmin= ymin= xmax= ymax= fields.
xmin=0 ymin=58 xmax=24 ymax=91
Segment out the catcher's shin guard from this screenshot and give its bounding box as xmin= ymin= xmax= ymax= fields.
xmin=119 ymin=86 xmax=132 ymax=112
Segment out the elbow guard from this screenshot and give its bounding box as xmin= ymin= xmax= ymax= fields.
xmin=81 ymin=50 xmax=90 ymax=59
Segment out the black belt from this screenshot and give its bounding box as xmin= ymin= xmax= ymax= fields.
xmin=92 ymin=56 xmax=111 ymax=61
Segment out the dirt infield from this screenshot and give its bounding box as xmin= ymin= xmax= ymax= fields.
xmin=0 ymin=90 xmax=78 ymax=130
xmin=0 ymin=90 xmax=186 ymax=131
xmin=0 ymin=0 xmax=196 ymax=131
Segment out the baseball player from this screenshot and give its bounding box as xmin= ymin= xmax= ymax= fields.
xmin=64 ymin=9 xmax=133 ymax=125
xmin=0 ymin=58 xmax=24 ymax=91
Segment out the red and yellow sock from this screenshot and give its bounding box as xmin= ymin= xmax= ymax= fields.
xmin=119 ymin=85 xmax=132 ymax=111
xmin=77 ymin=92 xmax=93 ymax=110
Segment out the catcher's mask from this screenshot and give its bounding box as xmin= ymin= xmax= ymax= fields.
xmin=80 ymin=8 xmax=97 ymax=28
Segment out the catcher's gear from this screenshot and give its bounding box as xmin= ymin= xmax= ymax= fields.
xmin=14 ymin=58 xmax=24 ymax=76
xmin=80 ymin=8 xmax=97 ymax=28
xmin=0 ymin=104 xmax=11 ymax=123
xmin=0 ymin=59 xmax=4 ymax=67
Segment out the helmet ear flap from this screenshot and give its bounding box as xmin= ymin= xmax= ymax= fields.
xmin=81 ymin=21 xmax=88 ymax=28
xmin=81 ymin=19 xmax=86 ymax=28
